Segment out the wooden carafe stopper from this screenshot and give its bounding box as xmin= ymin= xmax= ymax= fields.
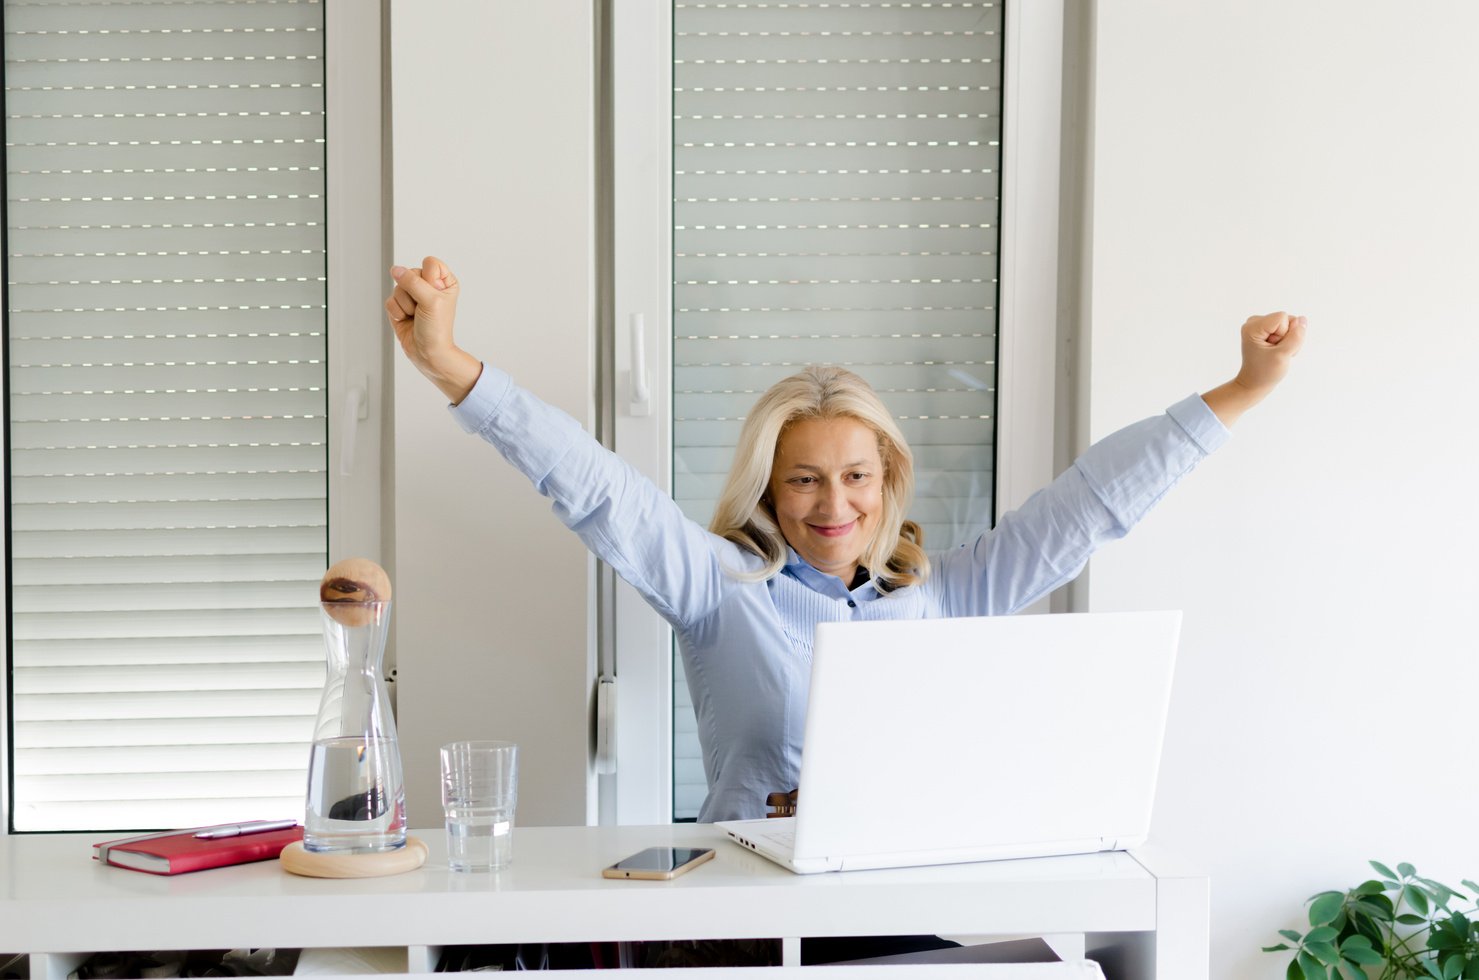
xmin=319 ymin=557 xmax=392 ymax=627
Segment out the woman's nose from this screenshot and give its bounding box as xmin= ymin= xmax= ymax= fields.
xmin=816 ymin=480 xmax=846 ymax=514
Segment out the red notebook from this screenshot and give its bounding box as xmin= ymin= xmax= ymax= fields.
xmin=93 ymin=823 xmax=304 ymax=876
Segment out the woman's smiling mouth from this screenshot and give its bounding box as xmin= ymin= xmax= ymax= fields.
xmin=808 ymin=520 xmax=857 ymax=538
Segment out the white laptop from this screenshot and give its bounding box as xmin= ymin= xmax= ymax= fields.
xmin=719 ymin=610 xmax=1182 ymax=874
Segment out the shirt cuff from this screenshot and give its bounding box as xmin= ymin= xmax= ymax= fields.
xmin=1167 ymin=393 xmax=1232 ymax=455
xmin=448 ymin=363 xmax=512 ymax=434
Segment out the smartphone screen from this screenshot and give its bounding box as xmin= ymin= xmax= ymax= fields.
xmin=603 ymin=846 xmax=715 ymax=879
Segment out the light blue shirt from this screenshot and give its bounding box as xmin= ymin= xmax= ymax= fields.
xmin=453 ymin=365 xmax=1230 ymax=822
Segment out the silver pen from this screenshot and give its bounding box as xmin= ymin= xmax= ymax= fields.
xmin=193 ymin=819 xmax=300 ymax=840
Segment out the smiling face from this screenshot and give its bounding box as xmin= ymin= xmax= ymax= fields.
xmin=767 ymin=415 xmax=886 ymax=584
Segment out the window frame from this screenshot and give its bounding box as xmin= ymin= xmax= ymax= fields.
xmin=323 ymin=0 xmax=387 ymax=569
xmin=0 ymin=0 xmax=386 ymax=835
xmin=605 ymin=0 xmax=1067 ymax=824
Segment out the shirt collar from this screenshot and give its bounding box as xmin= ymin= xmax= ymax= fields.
xmin=781 ymin=548 xmax=882 ymax=602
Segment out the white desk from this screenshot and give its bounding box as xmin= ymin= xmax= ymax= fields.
xmin=0 ymin=824 xmax=1206 ymax=979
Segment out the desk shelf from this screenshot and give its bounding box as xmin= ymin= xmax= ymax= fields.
xmin=0 ymin=825 xmax=1205 ymax=979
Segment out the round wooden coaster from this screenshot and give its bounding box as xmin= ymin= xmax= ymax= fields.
xmin=279 ymin=835 xmax=428 ymax=878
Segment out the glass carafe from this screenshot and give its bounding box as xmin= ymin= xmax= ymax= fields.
xmin=303 ymin=600 xmax=407 ymax=852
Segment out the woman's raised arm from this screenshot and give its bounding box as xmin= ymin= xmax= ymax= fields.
xmin=385 ymin=257 xmax=732 ymax=630
xmin=932 ymin=312 xmax=1307 ymax=616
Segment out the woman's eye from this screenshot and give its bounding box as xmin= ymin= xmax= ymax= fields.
xmin=791 ymin=476 xmax=815 ymax=486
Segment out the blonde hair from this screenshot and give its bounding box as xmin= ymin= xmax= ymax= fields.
xmin=709 ymin=364 xmax=929 ymax=590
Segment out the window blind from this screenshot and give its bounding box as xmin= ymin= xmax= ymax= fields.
xmin=671 ymin=0 xmax=1003 ymax=818
xmin=4 ymin=0 xmax=327 ymax=831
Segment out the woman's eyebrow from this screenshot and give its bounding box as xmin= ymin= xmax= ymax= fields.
xmin=785 ymin=460 xmax=872 ymax=472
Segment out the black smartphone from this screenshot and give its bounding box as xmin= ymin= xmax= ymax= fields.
xmin=601 ymin=846 xmax=715 ymax=880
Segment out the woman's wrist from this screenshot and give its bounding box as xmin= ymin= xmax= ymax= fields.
xmin=424 ymin=346 xmax=483 ymax=405
xmin=1200 ymin=376 xmax=1269 ymax=428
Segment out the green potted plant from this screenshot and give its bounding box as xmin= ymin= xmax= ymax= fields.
xmin=1264 ymin=861 xmax=1479 ymax=979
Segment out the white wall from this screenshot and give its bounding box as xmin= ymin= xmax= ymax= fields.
xmin=389 ymin=0 xmax=596 ymax=829
xmin=1084 ymin=2 xmax=1479 ymax=976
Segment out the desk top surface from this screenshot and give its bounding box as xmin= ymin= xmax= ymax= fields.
xmin=1 ymin=824 xmax=1167 ymax=952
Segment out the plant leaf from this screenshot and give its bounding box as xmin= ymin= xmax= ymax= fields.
xmin=1443 ymin=955 xmax=1465 ymax=980
xmin=1399 ymin=913 xmax=1430 ymax=926
xmin=1339 ymin=962 xmax=1370 ymax=980
xmin=1344 ymin=946 xmax=1385 ymax=966
xmin=1307 ymin=942 xmax=1341 ymax=966
xmin=1288 ymin=959 xmax=1304 ymax=980
xmin=1353 ymin=914 xmax=1385 ymax=949
xmin=1463 ymin=955 xmax=1479 ymax=979
xmin=1405 ymin=884 xmax=1432 ymax=917
xmin=1306 ymin=927 xmax=1340 ymax=945
xmin=1370 ymin=860 xmax=1398 ymax=880
xmin=1264 ymin=944 xmax=1293 ymax=952
xmin=1281 ymin=928 xmax=1306 ymax=943
xmin=1417 ymin=878 xmax=1457 ymax=911
xmin=1311 ymin=891 xmax=1347 ymax=926
xmin=1340 ymin=935 xmax=1374 ymax=952
xmin=1356 ymin=896 xmax=1395 ymax=921
xmin=1298 ymin=950 xmax=1328 ymax=979
xmin=1360 ymin=894 xmax=1396 ymax=916
xmin=1398 ymin=862 xmax=1417 ymax=878
xmin=1432 ymin=916 xmax=1461 ymax=934
xmin=1355 ymin=879 xmax=1387 ymax=897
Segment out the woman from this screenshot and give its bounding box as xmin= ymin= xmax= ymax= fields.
xmin=386 ymin=256 xmax=1306 ymax=823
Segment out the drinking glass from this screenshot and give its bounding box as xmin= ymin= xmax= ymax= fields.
xmin=439 ymin=741 xmax=518 ymax=871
